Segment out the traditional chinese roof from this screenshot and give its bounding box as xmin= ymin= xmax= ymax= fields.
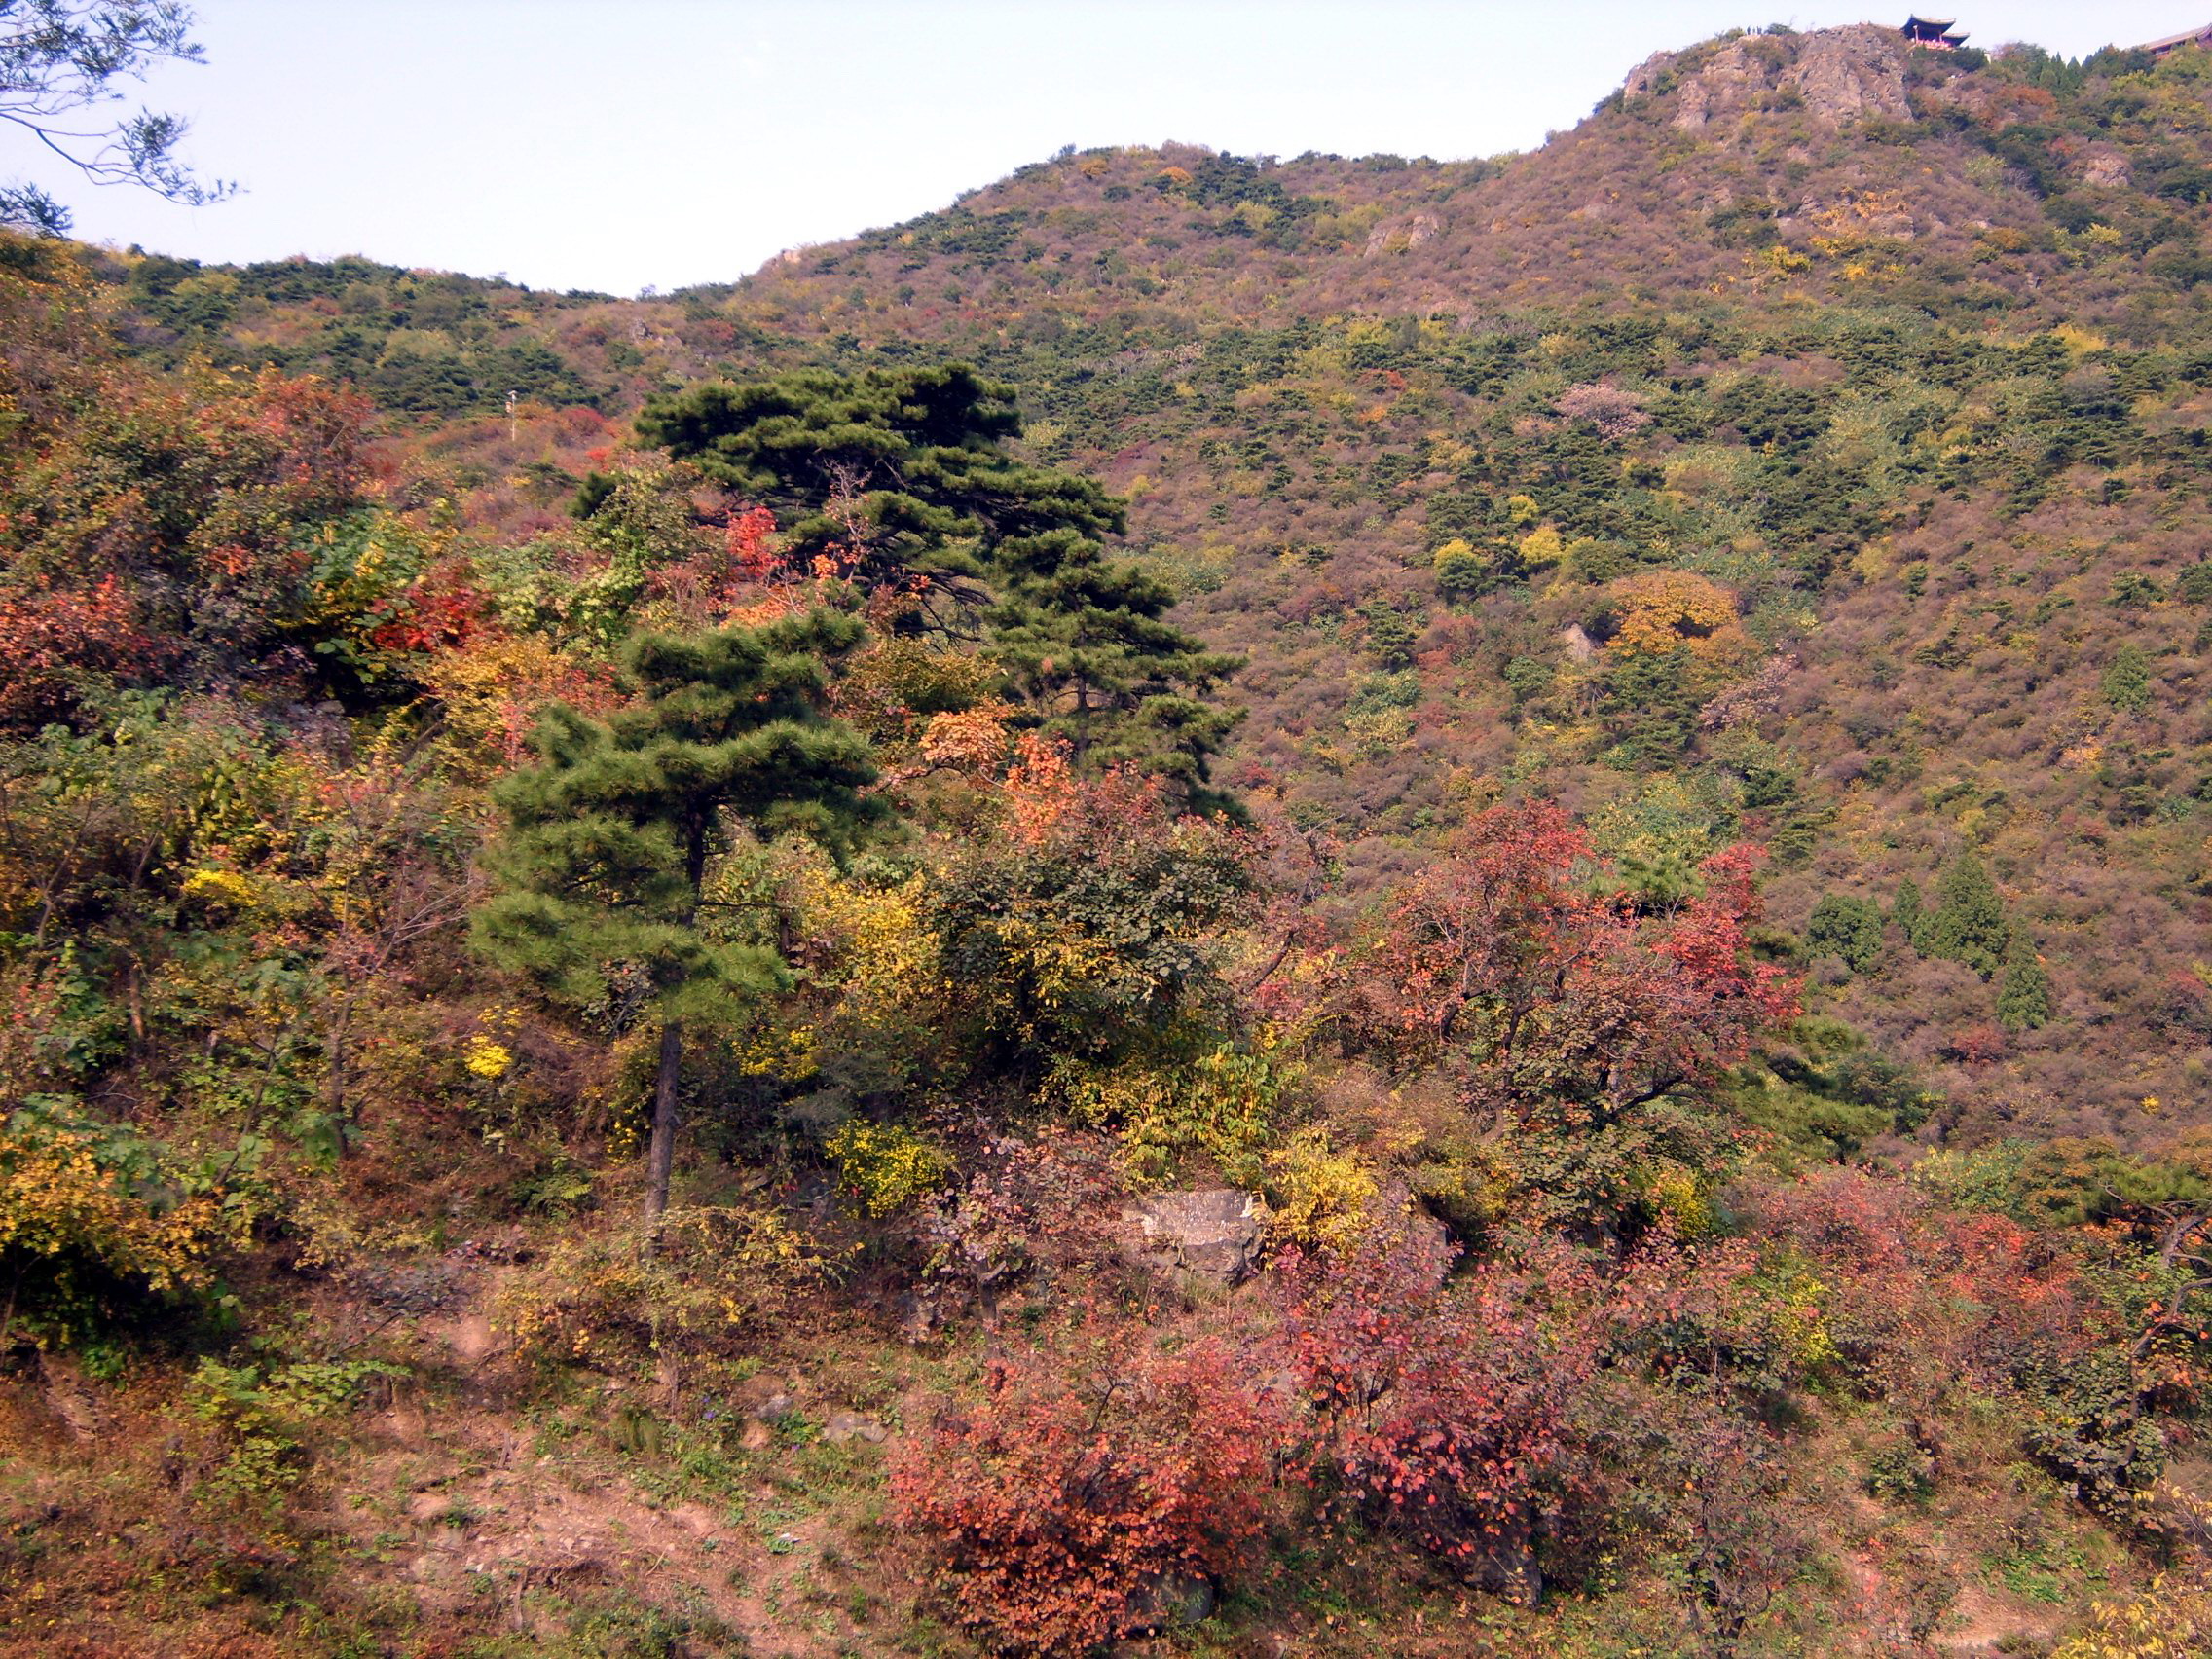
xmin=2137 ymin=22 xmax=2212 ymax=55
xmin=1901 ymin=15 xmax=1960 ymax=41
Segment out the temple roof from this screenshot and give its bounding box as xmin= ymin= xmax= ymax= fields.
xmin=2138 ymin=23 xmax=2212 ymax=53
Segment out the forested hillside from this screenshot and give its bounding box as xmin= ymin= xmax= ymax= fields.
xmin=4 ymin=19 xmax=2212 ymax=1659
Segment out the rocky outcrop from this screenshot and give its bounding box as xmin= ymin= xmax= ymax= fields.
xmin=1625 ymin=26 xmax=1910 ymax=133
xmin=2083 ymin=147 xmax=2134 ymax=189
xmin=1122 ymin=1188 xmax=1264 ymax=1281
xmin=1123 ymin=1571 xmax=1218 ymax=1633
xmin=1788 ymin=28 xmax=1912 ymax=126
xmin=823 ymin=1411 xmax=888 ymax=1447
xmin=1362 ymin=210 xmax=1441 ymax=258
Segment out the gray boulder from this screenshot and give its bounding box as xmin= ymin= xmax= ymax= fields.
xmin=1123 ymin=1189 xmax=1263 ymax=1282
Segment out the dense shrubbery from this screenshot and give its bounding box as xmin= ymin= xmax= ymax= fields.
xmin=8 ymin=24 xmax=2212 ymax=1653
xmin=892 ymin=1338 xmax=1276 ymax=1653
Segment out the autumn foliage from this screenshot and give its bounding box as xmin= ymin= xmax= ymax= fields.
xmin=891 ymin=1337 xmax=1277 ymax=1653
xmin=1368 ymin=799 xmax=1798 ymax=1129
xmin=1277 ymin=1220 xmax=1595 ymax=1598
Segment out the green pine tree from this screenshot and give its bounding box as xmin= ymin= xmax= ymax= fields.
xmin=1923 ymin=850 xmax=2009 ymax=978
xmin=1806 ymin=893 xmax=1884 ymax=974
xmin=1997 ymin=935 xmax=2052 ymax=1032
xmin=470 ymin=610 xmax=881 ymax=1225
xmin=986 ymin=554 xmax=1244 ymax=808
xmin=1891 ymin=878 xmax=1925 ymax=952
xmin=637 ymin=363 xmax=1243 ymax=804
xmin=2101 ymin=644 xmax=2153 ymax=714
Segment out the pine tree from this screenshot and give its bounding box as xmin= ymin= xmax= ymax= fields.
xmin=2101 ymin=644 xmax=2153 ymax=714
xmin=1923 ymin=850 xmax=2009 ymax=978
xmin=471 ymin=610 xmax=881 ymax=1225
xmin=1997 ymin=935 xmax=2052 ymax=1032
xmin=637 ymin=364 xmax=1243 ymax=804
xmin=985 ymin=555 xmax=1243 ymax=808
xmin=1891 ymin=879 xmax=1925 ymax=952
xmin=1806 ymin=893 xmax=1884 ymax=974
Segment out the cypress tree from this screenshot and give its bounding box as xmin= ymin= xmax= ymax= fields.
xmin=637 ymin=364 xmax=1243 ymax=804
xmin=1997 ymin=935 xmax=2052 ymax=1032
xmin=471 ymin=610 xmax=880 ymax=1225
xmin=1923 ymin=850 xmax=2009 ymax=978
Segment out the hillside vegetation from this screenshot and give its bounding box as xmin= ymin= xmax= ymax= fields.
xmin=1 ymin=20 xmax=2211 ymax=1659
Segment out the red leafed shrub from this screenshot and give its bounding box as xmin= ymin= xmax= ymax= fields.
xmin=0 ymin=575 xmax=155 ymax=727
xmin=368 ymin=564 xmax=488 ymax=654
xmin=1738 ymin=1170 xmax=2108 ymax=1399
xmin=892 ymin=1337 xmax=1276 ymax=1653
xmin=1943 ymin=1021 xmax=2009 ymax=1067
xmin=1277 ymin=1221 xmax=1596 ymax=1598
xmin=1366 ymin=800 xmax=1798 ymax=1131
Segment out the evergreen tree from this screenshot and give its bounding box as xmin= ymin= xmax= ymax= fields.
xmin=986 ymin=556 xmax=1243 ymax=808
xmin=1997 ymin=935 xmax=2052 ymax=1033
xmin=1891 ymin=878 xmax=1925 ymax=952
xmin=2101 ymin=644 xmax=2153 ymax=714
xmin=637 ymin=364 xmax=1243 ymax=804
xmin=471 ymin=611 xmax=880 ymax=1225
xmin=1805 ymin=893 xmax=1884 ymax=974
xmin=1923 ymin=850 xmax=2009 ymax=977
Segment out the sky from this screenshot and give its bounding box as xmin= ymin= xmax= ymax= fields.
xmin=9 ymin=0 xmax=2212 ymax=295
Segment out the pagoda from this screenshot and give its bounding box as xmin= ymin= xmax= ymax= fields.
xmin=1900 ymin=15 xmax=1969 ymax=49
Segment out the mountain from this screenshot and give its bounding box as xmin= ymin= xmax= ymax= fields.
xmin=96 ymin=24 xmax=2212 ymax=1149
xmin=8 ymin=21 xmax=2212 ymax=1659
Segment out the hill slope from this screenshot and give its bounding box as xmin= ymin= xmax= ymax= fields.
xmin=6 ymin=24 xmax=2212 ymax=1659
xmin=100 ymin=24 xmax=2212 ymax=1146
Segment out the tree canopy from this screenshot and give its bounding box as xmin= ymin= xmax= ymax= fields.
xmin=0 ymin=1 xmax=233 ymax=234
xmin=638 ymin=363 xmax=1243 ymax=805
xmin=471 ymin=608 xmax=882 ymax=1220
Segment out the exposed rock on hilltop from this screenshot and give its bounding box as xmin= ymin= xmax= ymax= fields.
xmin=1625 ymin=25 xmax=1913 ymax=130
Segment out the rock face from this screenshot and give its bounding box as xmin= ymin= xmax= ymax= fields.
xmin=1362 ymin=210 xmax=1441 ymax=258
xmin=2083 ymin=147 xmax=2134 ymax=189
xmin=1123 ymin=1189 xmax=1263 ymax=1282
xmin=1624 ymin=26 xmax=1909 ymax=133
xmin=1788 ymin=28 xmax=1912 ymax=127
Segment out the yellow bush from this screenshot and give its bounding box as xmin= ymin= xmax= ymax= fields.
xmin=1641 ymin=1164 xmax=1716 ymax=1238
xmin=1051 ymin=1044 xmax=1282 ymax=1183
xmin=0 ymin=1119 xmax=233 ymax=1345
xmin=793 ymin=860 xmax=945 ymax=1039
xmin=1751 ymin=1262 xmax=1842 ymax=1373
xmin=461 ymin=1035 xmax=513 ymax=1080
xmin=827 ymin=1120 xmax=954 ymax=1216
xmin=1517 ymin=524 xmax=1565 ymax=571
xmin=181 ymin=867 xmax=261 ymax=910
xmin=498 ymin=1205 xmax=838 ymax=1376
xmin=2053 ymin=1577 xmax=2212 ymax=1659
xmin=1265 ymin=1129 xmax=1379 ymax=1257
xmin=1606 ymin=570 xmax=1749 ymax=661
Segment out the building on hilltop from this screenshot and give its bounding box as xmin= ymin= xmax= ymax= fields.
xmin=2136 ymin=23 xmax=2212 ymax=55
xmin=1900 ymin=15 xmax=1969 ymax=49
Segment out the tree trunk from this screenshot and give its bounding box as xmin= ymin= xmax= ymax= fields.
xmin=645 ymin=1019 xmax=682 ymax=1232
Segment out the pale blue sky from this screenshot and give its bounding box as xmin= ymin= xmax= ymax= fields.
xmin=9 ymin=1 xmax=2210 ymax=294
